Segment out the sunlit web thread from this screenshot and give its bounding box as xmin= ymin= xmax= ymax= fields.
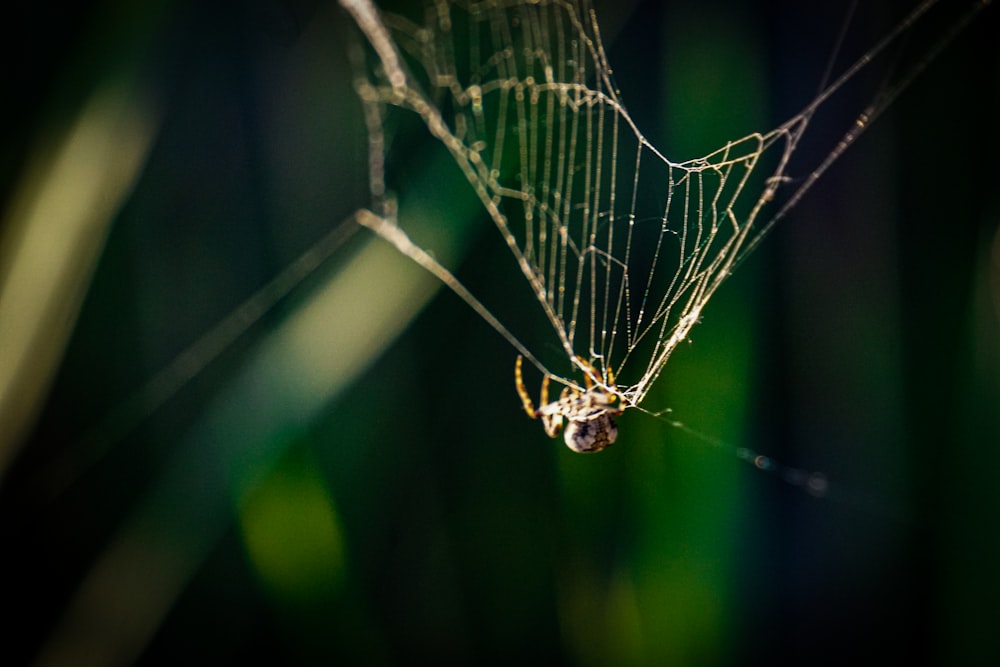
xmin=345 ymin=0 xmax=801 ymax=400
xmin=345 ymin=0 xmax=987 ymax=386
xmin=649 ymin=412 xmax=906 ymax=520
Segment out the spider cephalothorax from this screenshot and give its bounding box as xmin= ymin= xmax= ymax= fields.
xmin=515 ymin=355 xmax=624 ymax=453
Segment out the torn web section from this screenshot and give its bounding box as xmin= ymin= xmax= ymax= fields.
xmin=432 ymin=0 xmax=636 ymax=382
xmin=350 ymin=0 xmax=633 ymax=383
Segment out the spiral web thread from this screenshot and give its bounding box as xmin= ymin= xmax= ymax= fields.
xmin=343 ymin=0 xmax=988 ymax=412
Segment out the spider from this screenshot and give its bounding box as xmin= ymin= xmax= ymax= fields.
xmin=515 ymin=355 xmax=624 ymax=453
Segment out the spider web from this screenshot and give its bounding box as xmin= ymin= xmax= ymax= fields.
xmin=342 ymin=0 xmax=988 ymax=412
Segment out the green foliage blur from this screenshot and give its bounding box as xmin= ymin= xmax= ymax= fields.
xmin=2 ymin=1 xmax=998 ymax=665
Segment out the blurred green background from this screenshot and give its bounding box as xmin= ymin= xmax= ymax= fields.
xmin=2 ymin=0 xmax=998 ymax=665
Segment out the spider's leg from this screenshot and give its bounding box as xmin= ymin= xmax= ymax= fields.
xmin=575 ymin=356 xmax=596 ymax=388
xmin=515 ymin=355 xmax=537 ymax=418
xmin=603 ymin=365 xmax=623 ymax=411
xmin=541 ymin=413 xmax=564 ymax=439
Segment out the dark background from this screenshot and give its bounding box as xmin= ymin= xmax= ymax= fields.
xmin=2 ymin=0 xmax=998 ymax=665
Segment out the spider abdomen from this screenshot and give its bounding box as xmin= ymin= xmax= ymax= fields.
xmin=563 ymin=413 xmax=618 ymax=453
